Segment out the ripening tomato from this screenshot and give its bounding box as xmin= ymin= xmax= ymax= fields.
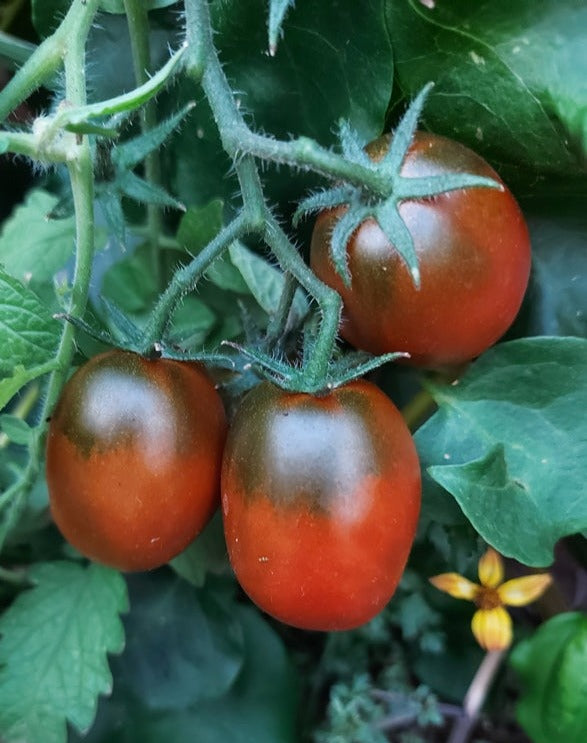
xmin=221 ymin=380 xmax=421 ymax=631
xmin=310 ymin=131 xmax=532 ymax=367
xmin=46 ymin=350 xmax=227 ymax=571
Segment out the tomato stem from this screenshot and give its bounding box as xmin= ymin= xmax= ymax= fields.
xmin=0 ymin=0 xmax=98 ymax=552
xmin=123 ymin=0 xmax=164 ymax=288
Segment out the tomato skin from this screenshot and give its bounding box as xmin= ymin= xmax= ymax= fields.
xmin=310 ymin=132 xmax=532 ymax=367
xmin=46 ymin=350 xmax=227 ymax=571
xmin=221 ymin=381 xmax=421 ymax=631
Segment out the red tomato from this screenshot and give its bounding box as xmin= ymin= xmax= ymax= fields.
xmin=46 ymin=350 xmax=227 ymax=571
xmin=310 ymin=132 xmax=531 ymax=367
xmin=221 ymin=380 xmax=421 ymax=631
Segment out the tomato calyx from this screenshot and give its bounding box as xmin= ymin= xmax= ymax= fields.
xmin=222 ymin=339 xmax=408 ymax=394
xmin=294 ymin=83 xmax=501 ymax=290
xmin=55 ymin=305 xmax=235 ymax=369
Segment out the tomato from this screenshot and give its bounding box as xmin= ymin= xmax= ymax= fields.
xmin=46 ymin=350 xmax=227 ymax=571
xmin=221 ymin=380 xmax=421 ymax=631
xmin=310 ymin=132 xmax=531 ymax=367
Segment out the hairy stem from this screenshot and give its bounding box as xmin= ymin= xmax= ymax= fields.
xmin=124 ymin=0 xmax=163 ymax=282
xmin=0 ymin=0 xmax=99 ymax=123
xmin=0 ymin=0 xmax=98 ymax=552
xmin=141 ymin=211 xmax=251 ymax=349
xmin=183 ymin=0 xmax=342 ymax=389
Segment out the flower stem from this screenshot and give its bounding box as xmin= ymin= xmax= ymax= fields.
xmin=447 ymin=650 xmax=506 ymax=743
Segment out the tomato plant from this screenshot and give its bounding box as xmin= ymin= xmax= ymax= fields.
xmin=1 ymin=2 xmax=586 ymax=742
xmin=46 ymin=350 xmax=227 ymax=571
xmin=310 ymin=132 xmax=532 ymax=367
xmin=221 ymin=380 xmax=421 ymax=631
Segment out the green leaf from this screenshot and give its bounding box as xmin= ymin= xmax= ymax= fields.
xmin=176 ymin=200 xmax=225 ymax=252
xmin=111 ymin=573 xmax=244 ymax=710
xmin=118 ymin=172 xmax=184 ymax=211
xmin=114 ymin=104 xmax=195 ymax=171
xmin=0 ymin=362 xmax=56 ymax=410
xmin=229 ymin=240 xmax=308 ymax=320
xmin=525 ymin=213 xmax=587 ymax=337
xmin=166 ymin=296 xmax=217 ymax=348
xmin=0 ymin=415 xmax=32 ymax=446
xmin=171 ymin=0 xmax=394 ymax=207
xmin=387 ymin=0 xmax=585 ymax=178
xmin=511 ymin=612 xmax=587 ymax=743
xmin=170 ymin=513 xmax=231 ymax=588
xmin=77 ymin=584 xmax=299 ymax=743
xmin=100 ymin=243 xmax=159 ymax=316
xmin=0 ymin=190 xmax=75 ymax=287
xmin=0 ymin=562 xmax=127 ymax=743
xmin=0 ymin=269 xmax=60 ymax=377
xmin=415 ymin=337 xmax=587 ymax=566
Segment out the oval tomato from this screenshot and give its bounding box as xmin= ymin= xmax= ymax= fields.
xmin=46 ymin=350 xmax=227 ymax=571
xmin=310 ymin=131 xmax=532 ymax=367
xmin=221 ymin=380 xmax=421 ymax=631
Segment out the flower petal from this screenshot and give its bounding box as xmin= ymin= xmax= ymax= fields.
xmin=471 ymin=607 xmax=512 ymax=651
xmin=497 ymin=574 xmax=552 ymax=607
xmin=478 ymin=548 xmax=503 ymax=588
xmin=429 ymin=573 xmax=479 ymax=601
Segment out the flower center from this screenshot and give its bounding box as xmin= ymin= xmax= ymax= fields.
xmin=475 ymin=587 xmax=502 ymax=610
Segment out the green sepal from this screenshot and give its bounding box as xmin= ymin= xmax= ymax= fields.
xmin=268 ymin=0 xmax=295 ymax=55
xmin=329 ymin=204 xmax=370 ymax=286
xmin=293 ymin=185 xmax=354 ymax=226
xmin=383 ymin=82 xmax=434 ymax=173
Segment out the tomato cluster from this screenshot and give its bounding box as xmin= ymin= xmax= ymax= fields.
xmin=46 ymin=130 xmax=530 ymax=630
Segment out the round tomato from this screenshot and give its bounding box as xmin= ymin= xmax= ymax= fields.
xmin=221 ymin=380 xmax=421 ymax=631
xmin=310 ymin=132 xmax=531 ymax=367
xmin=46 ymin=350 xmax=227 ymax=571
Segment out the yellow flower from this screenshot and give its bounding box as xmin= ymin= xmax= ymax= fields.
xmin=429 ymin=548 xmax=552 ymax=651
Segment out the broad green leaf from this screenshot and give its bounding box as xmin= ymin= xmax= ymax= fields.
xmin=170 ymin=0 xmax=394 ymax=207
xmin=525 ymin=213 xmax=587 ymax=338
xmin=0 ymin=190 xmax=75 ymax=287
xmin=176 ymin=200 xmax=225 ymax=251
xmin=111 ymin=573 xmax=244 ymax=710
xmin=415 ymin=337 xmax=587 ymax=566
xmin=387 ymin=0 xmax=585 ymax=178
xmin=0 ymin=562 xmax=127 ymax=743
xmin=215 ymin=0 xmax=392 ymax=144
xmin=0 ymin=269 xmax=60 ymax=377
xmin=77 ymin=590 xmax=299 ymax=743
xmin=511 ymin=612 xmax=587 ymax=743
xmin=229 ymin=241 xmax=308 ymax=320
